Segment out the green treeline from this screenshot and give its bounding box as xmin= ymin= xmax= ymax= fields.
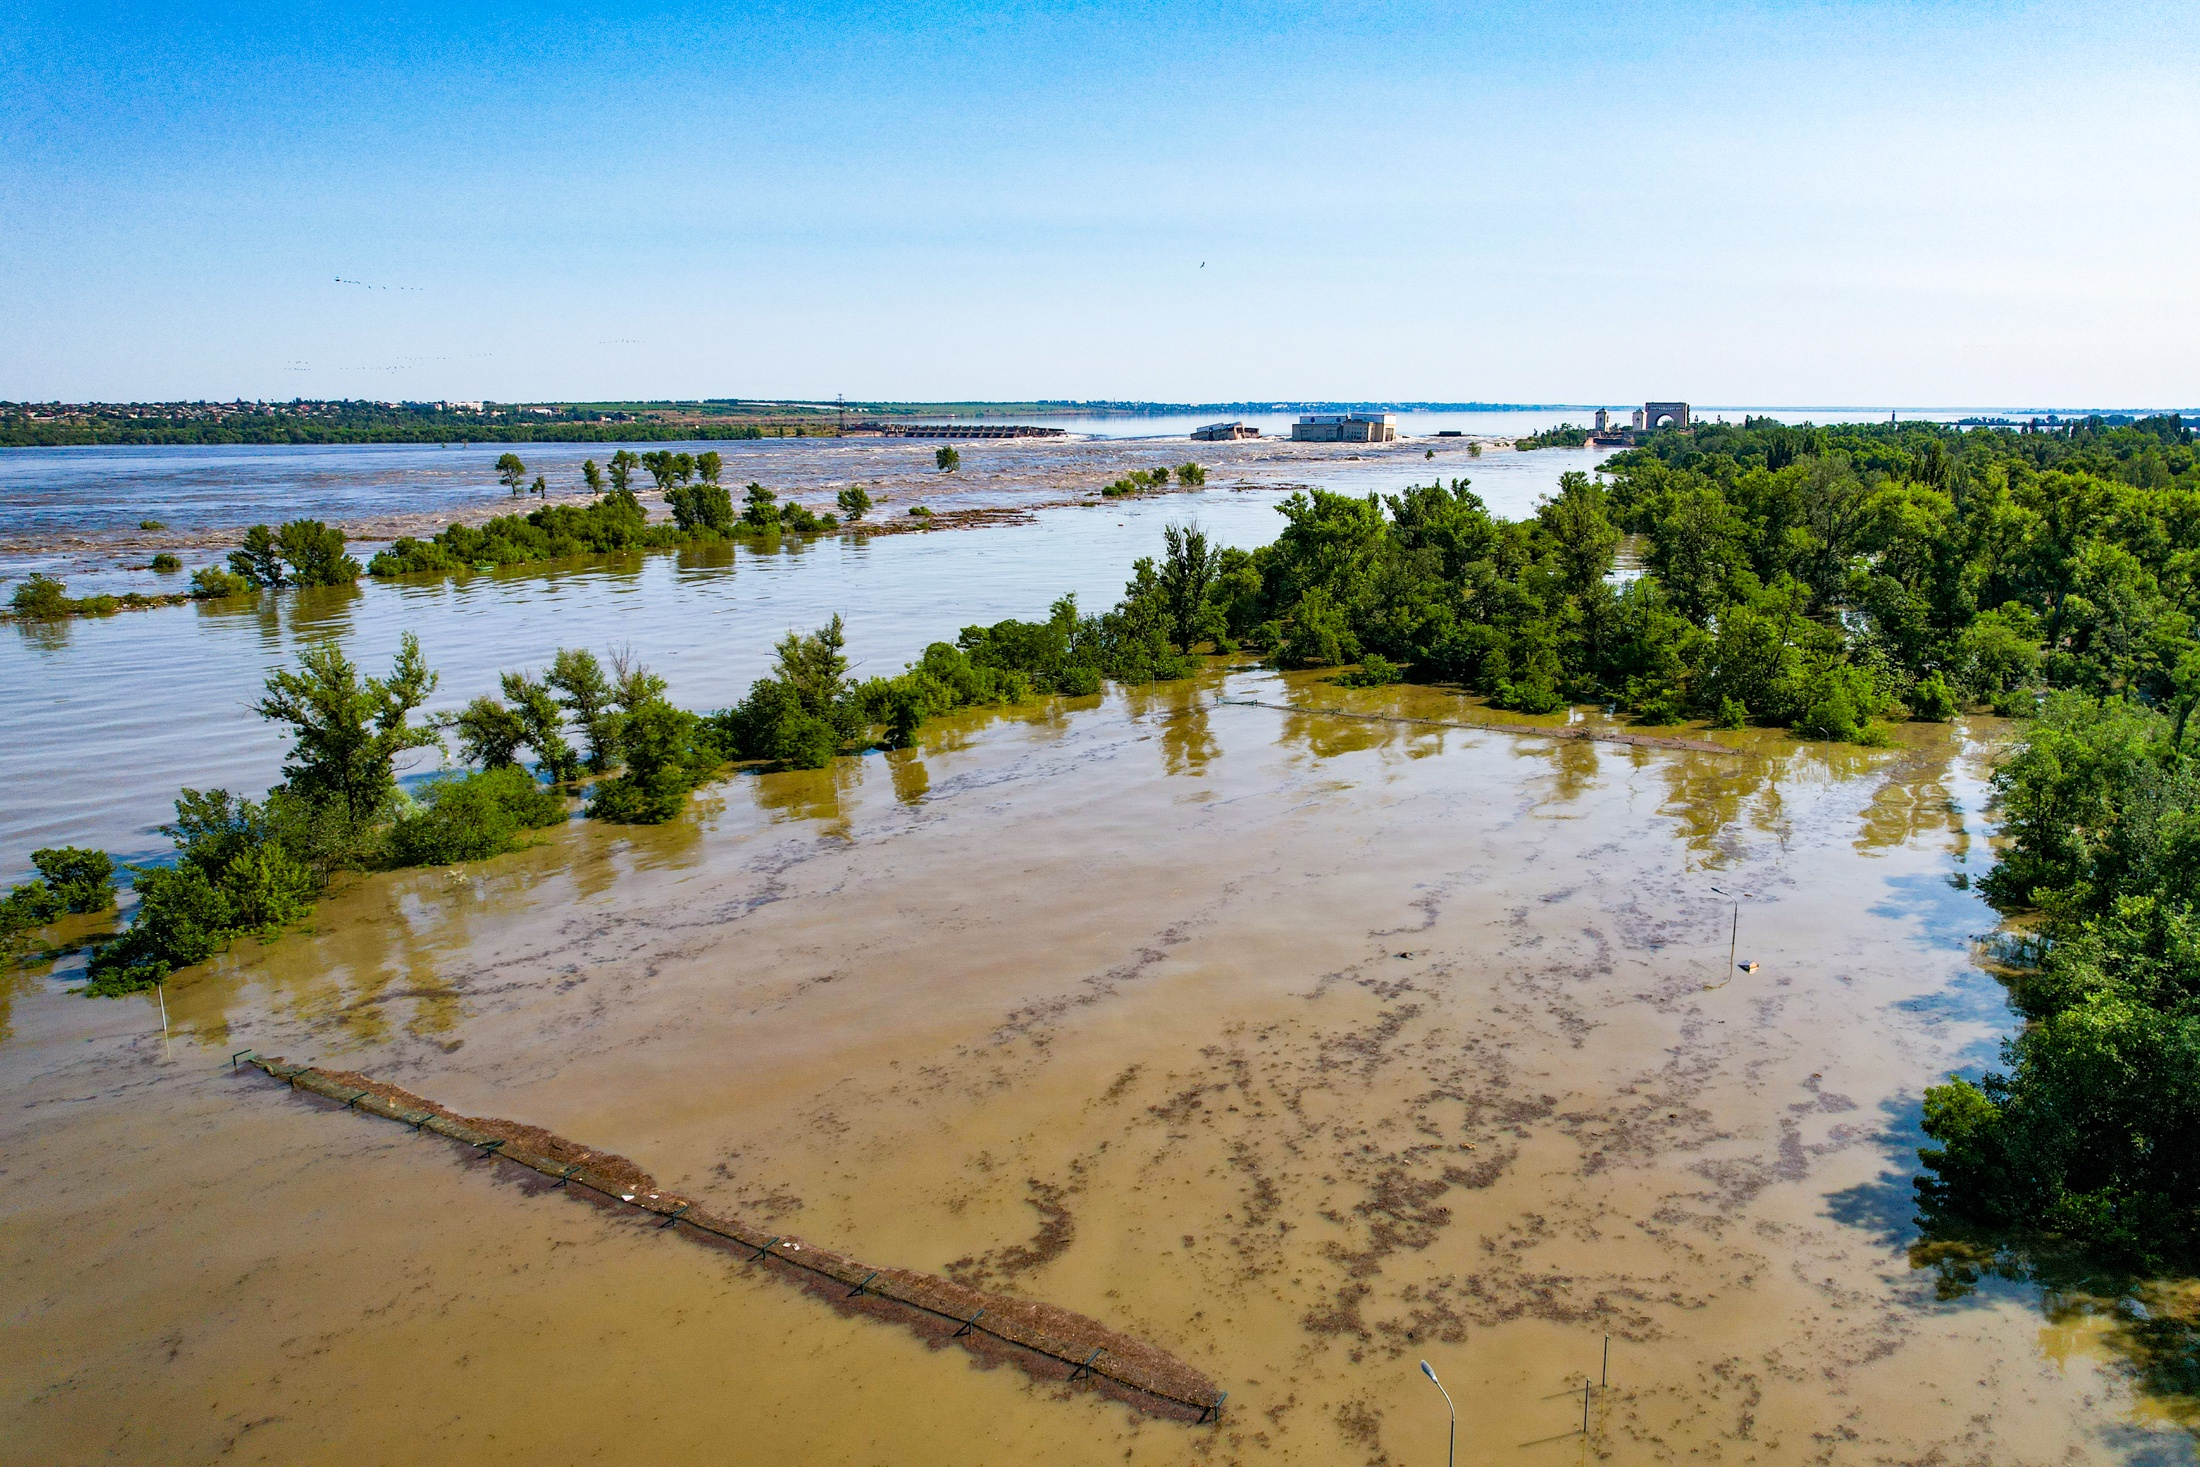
xmin=1918 ymin=694 xmax=2200 ymax=1273
xmin=1189 ymin=415 xmax=2200 ymax=739
xmin=0 ymin=401 xmax=799 ymax=447
xmin=1514 ymin=423 xmax=1593 ymax=449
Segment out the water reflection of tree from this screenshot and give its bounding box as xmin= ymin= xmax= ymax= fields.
xmin=1852 ymin=731 xmax=1964 ymax=855
xmin=282 ymin=580 xmax=363 ymax=641
xmin=672 ymin=540 xmax=737 ymax=576
xmin=1161 ymin=700 xmax=1217 ymax=775
xmin=748 ymin=758 xmax=860 ymax=831
xmin=1524 ymin=734 xmax=1599 ymax=806
xmin=1913 ymin=1241 xmax=2200 ymax=1432
xmin=11 ymin=615 xmax=71 ymax=652
xmin=1656 ymin=749 xmax=1788 ymax=859
xmin=886 ymin=749 xmax=929 ymax=806
xmin=1278 ymin=709 xmax=1388 ymax=761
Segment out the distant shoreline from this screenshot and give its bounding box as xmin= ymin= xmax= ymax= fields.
xmin=0 ymin=399 xmax=1584 ymax=449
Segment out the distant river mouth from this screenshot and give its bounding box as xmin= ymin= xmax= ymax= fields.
xmin=4 ymin=662 xmax=2186 ymax=1462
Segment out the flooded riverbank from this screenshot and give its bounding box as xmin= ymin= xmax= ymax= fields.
xmin=0 ymin=432 xmax=1618 ymax=873
xmin=0 ymin=433 xmax=1607 ymax=592
xmin=5 ymin=670 xmax=2193 ymax=1463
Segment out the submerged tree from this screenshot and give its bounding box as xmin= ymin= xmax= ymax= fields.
xmin=546 ymin=647 xmax=620 ymax=771
xmin=497 ymin=453 xmax=528 ymax=494
xmin=254 ymin=633 xmax=440 ymax=827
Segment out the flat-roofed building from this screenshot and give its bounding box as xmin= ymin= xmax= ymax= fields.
xmin=1192 ymin=420 xmax=1261 ymax=441
xmin=1290 ymin=412 xmax=1397 ymax=443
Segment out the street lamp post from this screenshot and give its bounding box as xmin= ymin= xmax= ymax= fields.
xmin=1419 ymin=1359 xmax=1455 ymax=1467
xmin=1709 ymin=885 xmax=1755 ymax=976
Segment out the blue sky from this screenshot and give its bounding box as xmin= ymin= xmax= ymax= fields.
xmin=4 ymin=0 xmax=2195 ymax=405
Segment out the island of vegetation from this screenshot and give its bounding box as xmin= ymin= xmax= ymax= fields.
xmin=366 ymin=451 xmax=842 ymax=579
xmin=1512 ymin=422 xmax=1593 ymax=450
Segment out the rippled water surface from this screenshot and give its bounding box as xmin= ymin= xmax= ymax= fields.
xmin=1 ymin=438 xmax=1619 ymax=869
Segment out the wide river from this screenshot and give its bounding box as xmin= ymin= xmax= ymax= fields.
xmin=4 ymin=430 xmax=2195 ymax=1464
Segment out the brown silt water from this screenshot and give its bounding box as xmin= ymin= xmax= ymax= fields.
xmin=4 ymin=669 xmax=2194 ymax=1462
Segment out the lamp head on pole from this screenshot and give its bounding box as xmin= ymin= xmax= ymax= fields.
xmin=1420 ymin=1359 xmax=1439 ymax=1385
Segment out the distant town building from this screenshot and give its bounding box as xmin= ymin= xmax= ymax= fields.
xmin=1290 ymin=412 xmax=1397 ymax=444
xmin=1192 ymin=421 xmax=1261 ymax=441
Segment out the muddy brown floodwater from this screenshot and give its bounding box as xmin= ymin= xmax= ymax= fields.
xmin=2 ymin=671 xmax=2191 ymax=1464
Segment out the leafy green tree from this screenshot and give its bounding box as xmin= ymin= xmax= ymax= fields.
xmin=837 ymin=485 xmax=872 ymax=521
xmin=696 ymin=450 xmax=723 ymax=485
xmin=274 ymin=520 xmax=360 ymax=587
xmin=774 ymin=615 xmax=848 ymax=713
xmin=741 ymin=482 xmax=781 ymax=533
xmin=608 ymin=450 xmax=638 ymax=494
xmin=667 ymin=479 xmax=735 ymax=535
xmin=1177 ymin=462 xmax=1206 ymax=486
xmin=229 ymin=524 xmax=285 ymax=587
xmin=497 ymin=452 xmax=528 ymax=494
xmin=189 ymin=566 xmax=253 ymax=599
xmin=546 ymin=648 xmax=619 ymax=771
xmin=641 ymin=450 xmax=695 ymax=492
xmin=1159 ymin=523 xmax=1223 ymax=651
xmin=500 ymin=671 xmax=580 ymax=782
xmin=254 ymin=634 xmax=440 ymax=827
xmin=587 ymin=699 xmax=711 ymax=822
xmin=85 ymin=789 xmax=319 ymax=994
xmin=31 ymin=847 xmax=114 ymax=912
xmin=450 ymin=694 xmax=528 ymax=768
xmin=9 ymin=574 xmax=70 ymax=617
xmin=936 ymin=446 xmax=961 ymax=472
xmin=1535 ymin=471 xmax=1621 ymax=600
xmin=582 ymin=459 xmax=604 ymax=495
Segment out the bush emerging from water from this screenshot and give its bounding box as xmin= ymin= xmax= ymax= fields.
xmin=150 ymin=553 xmax=181 ymax=573
xmin=1334 ymin=654 xmax=1403 ymax=688
xmin=189 ymin=566 xmax=253 ymax=599
xmin=0 ymin=847 xmax=103 ymax=946
xmin=10 ymin=574 xmax=71 ymax=618
xmin=387 ymin=766 xmax=567 ymax=865
xmin=228 ymin=520 xmax=360 ymax=588
xmin=85 ymin=790 xmax=321 ymax=994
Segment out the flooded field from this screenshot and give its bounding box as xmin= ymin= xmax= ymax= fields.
xmin=0 ymin=438 xmax=1613 ymax=869
xmin=0 ymin=430 xmax=1604 ymax=591
xmin=6 ymin=670 xmax=2196 ymax=1464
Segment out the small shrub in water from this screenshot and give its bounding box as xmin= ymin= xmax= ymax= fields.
xmin=190 ymin=566 xmax=253 ymax=599
xmin=32 ymin=847 xmax=115 ymax=913
xmin=1334 ymin=654 xmax=1403 ymax=688
xmin=388 ymin=766 xmax=566 ymax=866
xmin=1910 ymin=672 xmax=1960 ymax=722
xmin=150 ymin=553 xmax=182 ymax=573
xmin=10 ymin=574 xmax=70 ymax=618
